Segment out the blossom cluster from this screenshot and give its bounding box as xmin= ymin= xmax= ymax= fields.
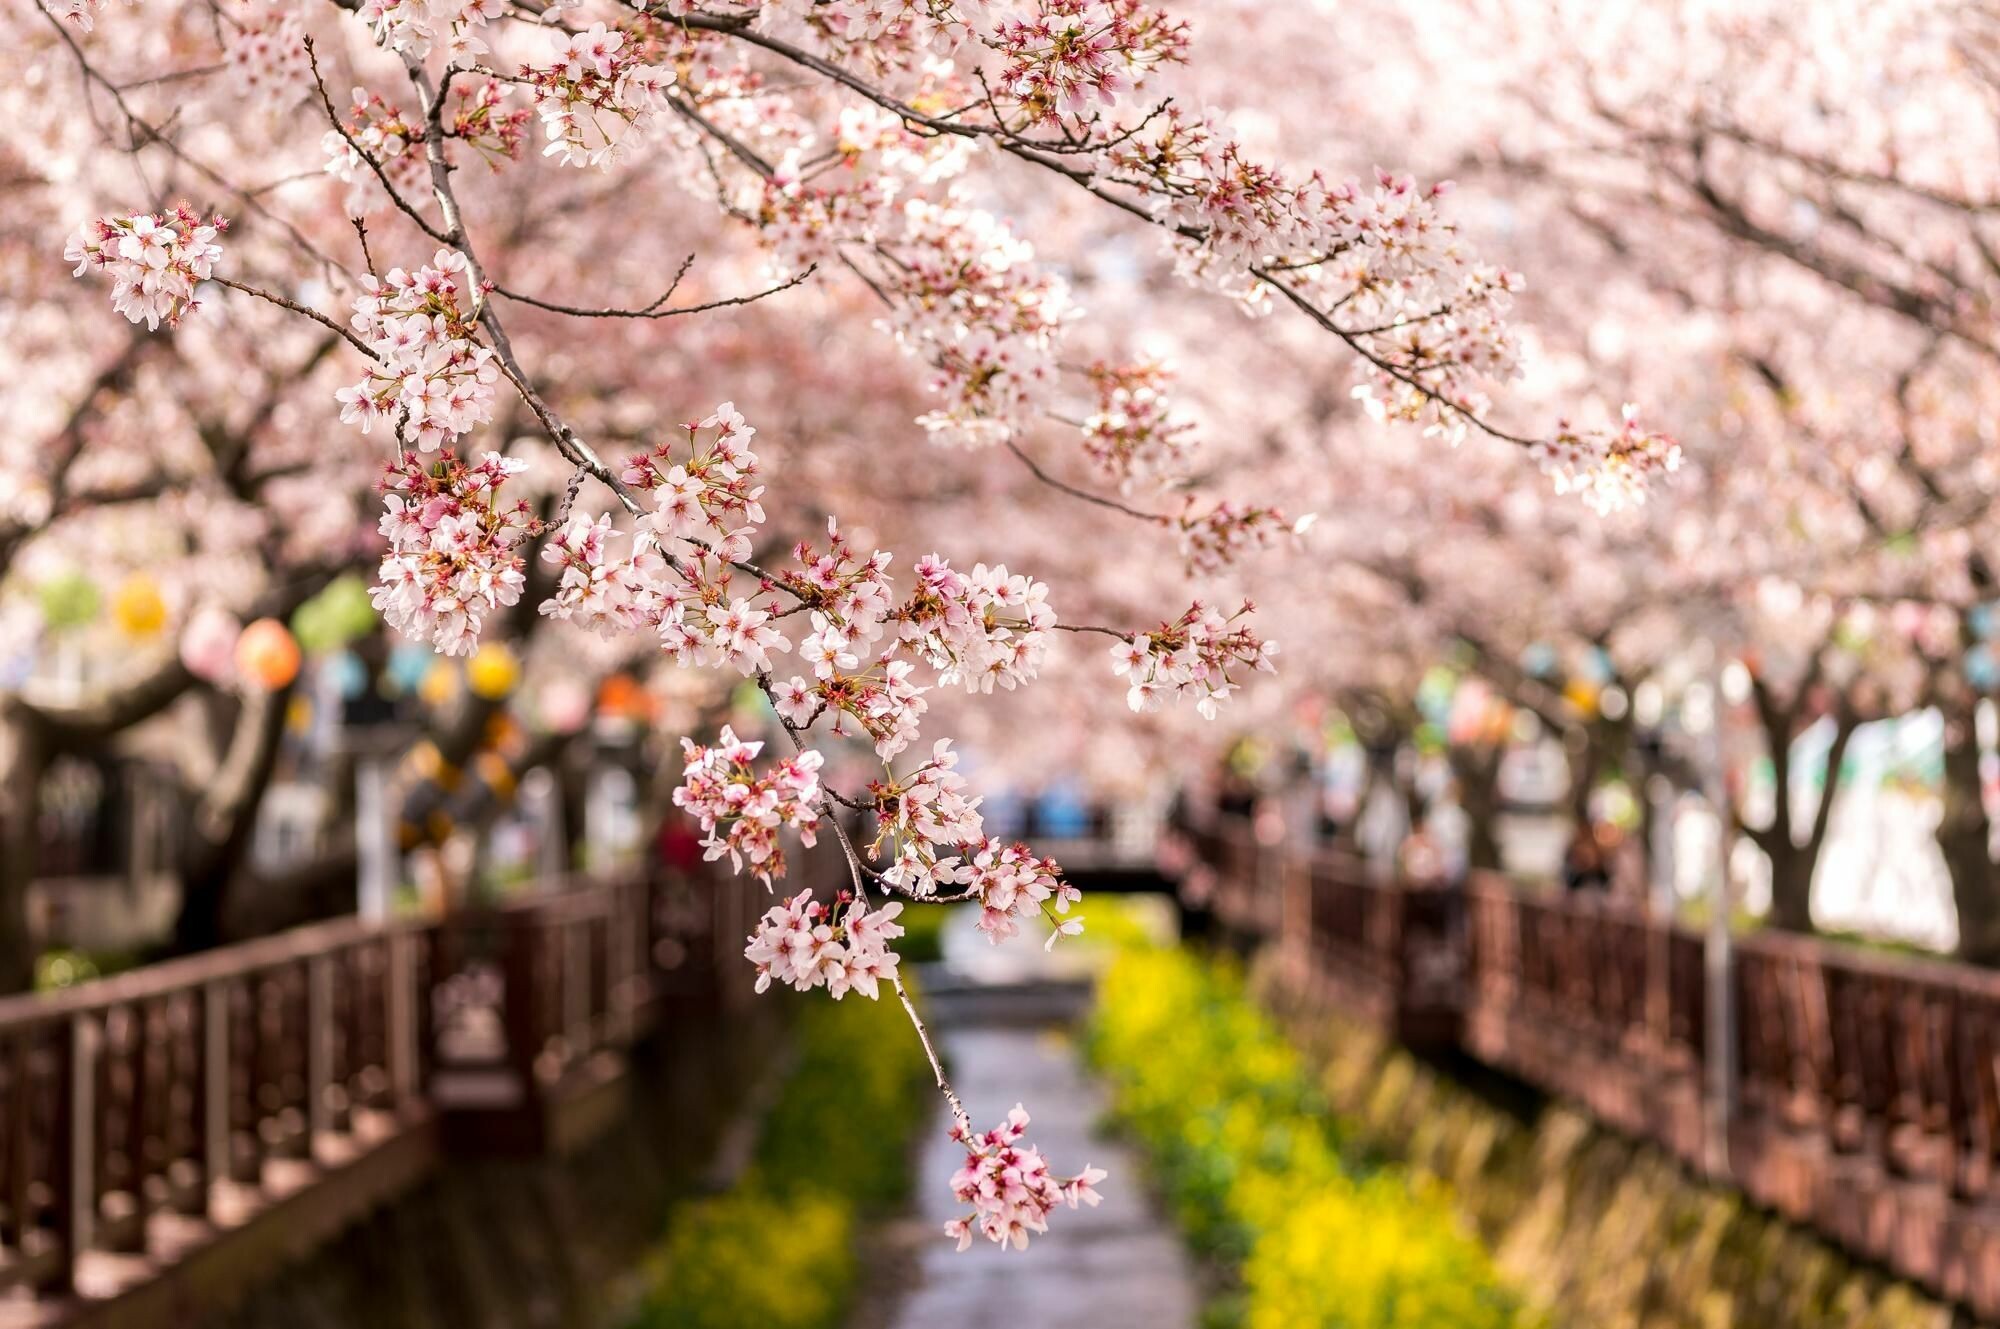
xmin=356 ymin=0 xmax=499 ymax=63
xmin=526 ymin=21 xmax=673 ymax=169
xmin=44 ymin=0 xmax=140 ymax=34
xmin=672 ymin=727 xmax=824 ymax=886
xmin=538 ymin=513 xmax=662 ymax=637
xmin=1080 ymin=361 xmax=1197 ymax=492
xmin=743 ymin=889 xmax=904 ymax=999
xmin=1176 ymin=500 xmax=1313 ymax=577
xmin=873 ymin=739 xmax=989 ymax=894
xmin=371 ymin=450 xmax=541 ymax=656
xmin=764 ymin=524 xmax=1053 ymax=757
xmin=770 ymin=521 xmax=917 ymax=755
xmin=989 ymin=0 xmax=1189 ymax=127
xmin=893 ymin=554 xmax=1055 ymax=693
xmin=64 ymin=207 xmax=226 ymax=331
xmin=960 ymin=839 xmax=1082 ymax=947
xmin=885 ymin=199 xmax=1073 ymax=448
xmin=225 ymin=11 xmax=309 ymax=108
xmin=944 ymin=1105 xmax=1106 ymax=1251
xmin=858 ymin=745 xmax=1084 ymax=948
xmin=621 ymin=401 xmax=767 ymax=560
xmin=337 ymin=249 xmax=499 ymax=452
xmin=322 ymin=88 xmax=432 ymax=215
xmin=1111 ymin=601 xmax=1276 ymax=719
xmin=1534 ymin=405 xmax=1684 ymax=514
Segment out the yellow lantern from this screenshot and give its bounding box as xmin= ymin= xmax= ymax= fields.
xmin=1562 ymin=679 xmax=1600 ymax=718
xmin=419 ymin=660 xmax=459 ymax=707
xmin=111 ymin=575 xmax=167 ymax=638
xmin=234 ymin=618 xmax=301 ymax=691
xmin=466 ymin=642 xmax=521 ymax=700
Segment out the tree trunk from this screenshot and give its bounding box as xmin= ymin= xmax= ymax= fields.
xmin=1449 ymin=744 xmax=1506 ymax=872
xmin=1565 ymin=726 xmax=1599 ymax=829
xmin=1938 ymin=705 xmax=2000 ymax=964
xmin=172 ymin=680 xmax=296 ymax=954
xmin=0 ymin=707 xmax=47 ymax=993
xmin=1763 ymin=836 xmax=1814 ymax=933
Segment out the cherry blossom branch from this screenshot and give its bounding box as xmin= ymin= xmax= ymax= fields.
xmin=210 ymin=276 xmax=381 ymax=360
xmin=303 ymin=35 xmax=456 ymax=248
xmin=1003 ymin=440 xmax=1170 ymax=524
xmin=45 ymin=9 xmax=344 ymax=275
xmin=896 ymin=972 xmax=970 ymax=1133
xmin=490 ymin=261 xmax=816 ymax=320
xmin=672 ymin=10 xmax=1191 ymax=237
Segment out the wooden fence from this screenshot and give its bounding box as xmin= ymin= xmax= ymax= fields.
xmin=1188 ymin=815 xmax=2000 ymax=1319
xmin=0 ymin=868 xmax=732 ymax=1325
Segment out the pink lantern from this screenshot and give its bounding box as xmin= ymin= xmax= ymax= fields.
xmin=180 ymin=606 xmax=242 ymax=685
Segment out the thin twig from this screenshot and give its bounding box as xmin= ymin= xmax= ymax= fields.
xmin=212 ymin=276 xmax=379 ymax=360
xmin=491 ymin=261 xmax=816 ymax=320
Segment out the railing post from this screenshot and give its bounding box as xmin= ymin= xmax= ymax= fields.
xmin=565 ymin=916 xmax=592 ymax=1056
xmin=202 ymin=980 xmax=229 ymax=1210
xmin=306 ymin=956 xmax=334 ymax=1151
xmin=503 ymin=913 xmax=543 ymax=1084
xmin=1704 ymin=836 xmax=1737 ymax=1179
xmin=386 ymin=931 xmax=418 ymax=1110
xmin=52 ymin=1015 xmax=96 ymax=1293
xmin=3 ymin=1033 xmax=29 ymax=1250
xmin=1279 ymin=853 xmax=1310 ymax=986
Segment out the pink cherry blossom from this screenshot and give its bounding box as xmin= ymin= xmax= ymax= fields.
xmin=944 ymin=1104 xmax=1106 ymax=1251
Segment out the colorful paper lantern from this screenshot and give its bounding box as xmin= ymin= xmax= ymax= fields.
xmin=326 ymin=649 xmax=370 ymax=701
xmin=539 ymin=678 xmax=591 ymax=733
xmin=386 ymin=643 xmax=433 ymax=694
xmin=180 ymin=606 xmax=242 ymax=684
xmin=292 ymin=575 xmax=380 ymax=655
xmin=466 ymin=642 xmax=521 ymax=700
xmin=234 ymin=618 xmax=301 ymax=691
xmin=419 ymin=660 xmax=459 ymax=707
xmin=37 ymin=571 xmax=100 ymax=632
xmin=111 ymin=575 xmax=167 ymax=638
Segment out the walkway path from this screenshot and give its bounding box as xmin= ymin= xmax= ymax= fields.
xmin=878 ymin=906 xmax=1199 ymax=1329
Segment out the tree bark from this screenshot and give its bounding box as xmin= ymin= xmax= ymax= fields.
xmin=1744 ymin=682 xmax=1856 ymax=936
xmin=1938 ymin=703 xmax=2000 ymax=964
xmin=1448 ymin=743 xmax=1506 ymax=872
xmin=172 ymin=680 xmax=297 ymax=955
xmin=1565 ymin=725 xmax=1599 ymax=829
xmin=0 ymin=706 xmax=47 ymax=993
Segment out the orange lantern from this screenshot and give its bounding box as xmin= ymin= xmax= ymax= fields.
xmin=598 ymin=673 xmax=646 ymax=719
xmin=234 ymin=618 xmax=301 ymax=691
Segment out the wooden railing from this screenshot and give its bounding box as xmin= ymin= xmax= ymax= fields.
xmin=0 ymin=917 xmax=428 ymax=1298
xmin=1186 ymin=815 xmax=2000 ymax=1318
xmin=0 ymin=868 xmax=731 ymax=1321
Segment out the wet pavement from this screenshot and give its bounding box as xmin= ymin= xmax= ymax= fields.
xmin=876 ymin=904 xmax=1198 ymax=1329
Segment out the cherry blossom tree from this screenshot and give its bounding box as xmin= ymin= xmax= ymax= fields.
xmin=19 ymin=0 xmax=1684 ymax=1245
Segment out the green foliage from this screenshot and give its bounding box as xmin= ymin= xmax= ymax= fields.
xmin=1088 ymin=945 xmax=1535 ymax=1329
xmin=895 ymin=903 xmax=951 ymax=965
xmin=632 ymin=987 xmax=932 ymax=1329
xmin=637 ymin=1192 xmax=853 ymax=1329
xmin=754 ymin=984 xmax=934 ymax=1212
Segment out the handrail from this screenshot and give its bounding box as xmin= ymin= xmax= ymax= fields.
xmin=0 ymin=914 xmax=429 ymax=1027
xmin=1183 ymin=812 xmax=2000 ymax=1320
xmin=0 ymin=870 xmax=681 ymax=1305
